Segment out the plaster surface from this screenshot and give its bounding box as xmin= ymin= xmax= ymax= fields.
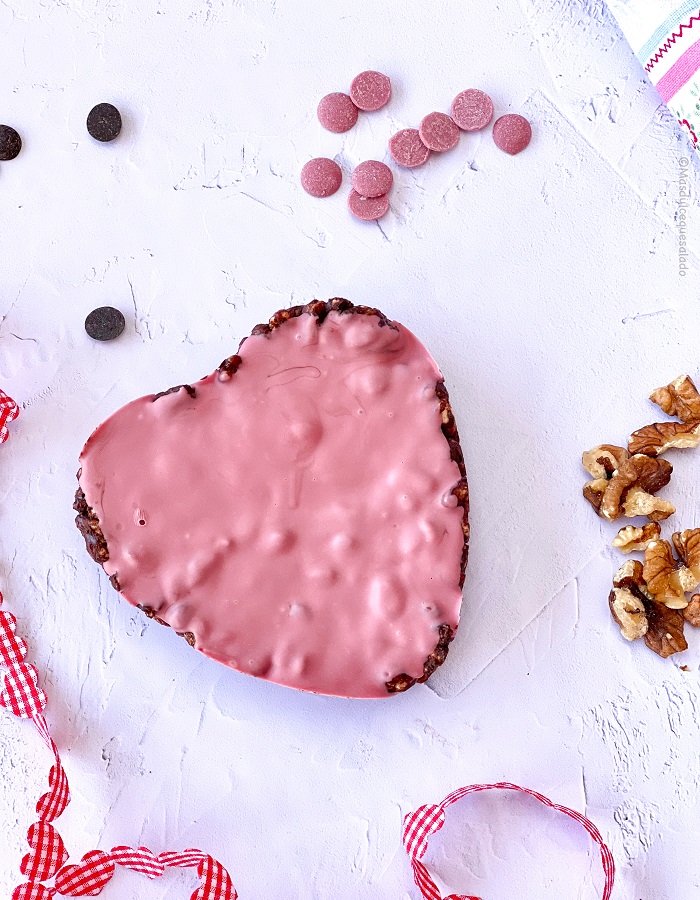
xmin=1 ymin=1 xmax=699 ymax=897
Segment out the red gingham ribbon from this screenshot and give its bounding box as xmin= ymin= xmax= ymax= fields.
xmin=0 ymin=388 xmax=20 ymax=443
xmin=403 ymin=783 xmax=615 ymax=900
xmin=0 ymin=590 xmax=237 ymax=900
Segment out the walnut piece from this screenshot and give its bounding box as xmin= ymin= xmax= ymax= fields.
xmin=671 ymin=528 xmax=700 ymax=577
xmin=612 ymin=522 xmax=662 ymax=553
xmin=582 ymin=477 xmax=607 ymax=514
xmin=643 ymin=540 xmax=693 ymax=608
xmin=581 ymin=445 xmax=629 ymax=479
xmin=583 ymin=453 xmax=673 ymax=521
xmin=609 ymin=588 xmax=648 ymax=641
xmin=601 ymin=455 xmax=672 ymax=520
xmin=622 ymin=487 xmax=675 ymax=522
xmin=622 ymin=454 xmax=674 ymax=495
xmin=628 ymin=421 xmax=700 ymax=457
xmin=684 ymin=595 xmax=700 ymax=627
xmin=609 ymin=560 xmax=687 ymax=656
xmin=644 ymin=602 xmax=688 ymax=658
xmin=649 ymin=375 xmax=700 ymax=424
xmin=613 ymin=559 xmax=651 ymax=597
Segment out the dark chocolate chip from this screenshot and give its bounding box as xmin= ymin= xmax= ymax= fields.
xmin=0 ymin=125 xmax=22 ymax=161
xmin=86 ymin=103 xmax=122 ymax=142
xmin=85 ymin=306 xmax=126 ymax=341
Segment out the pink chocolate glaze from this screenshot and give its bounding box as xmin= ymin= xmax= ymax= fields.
xmin=78 ymin=310 xmax=465 ymax=698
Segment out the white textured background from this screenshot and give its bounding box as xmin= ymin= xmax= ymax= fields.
xmin=1 ymin=0 xmax=699 ymax=897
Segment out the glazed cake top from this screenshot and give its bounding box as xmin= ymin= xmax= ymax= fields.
xmin=78 ymin=309 xmax=465 ymax=698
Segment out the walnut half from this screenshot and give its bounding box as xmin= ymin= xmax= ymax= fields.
xmin=609 ymin=588 xmax=648 ymax=641
xmin=629 ymin=374 xmax=700 ymax=456
xmin=612 ymin=522 xmax=661 ymax=554
xmin=612 ymin=559 xmax=651 ymax=596
xmin=628 ymin=421 xmax=700 ymax=457
xmin=649 ymin=375 xmax=700 ymax=424
xmin=582 ymin=452 xmax=674 ymax=522
xmin=622 ymin=487 xmax=675 ymax=522
xmin=643 ymin=539 xmax=700 ymax=609
xmin=609 ymin=559 xmax=688 ymax=657
xmin=582 ymin=445 xmax=629 ymax=479
xmin=671 ymin=528 xmax=700 ymax=579
xmin=644 ymin=602 xmax=688 ymax=658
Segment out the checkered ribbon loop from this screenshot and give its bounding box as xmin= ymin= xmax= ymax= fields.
xmin=0 ymin=590 xmax=238 ymax=900
xmin=403 ymin=782 xmax=616 ymax=900
xmin=0 ymin=387 xmax=20 ymax=443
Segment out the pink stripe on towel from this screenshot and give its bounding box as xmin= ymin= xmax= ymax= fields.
xmin=657 ymin=36 xmax=700 ymax=101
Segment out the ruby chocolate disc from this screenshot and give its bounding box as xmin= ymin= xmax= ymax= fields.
xmin=75 ymin=299 xmax=469 ymax=698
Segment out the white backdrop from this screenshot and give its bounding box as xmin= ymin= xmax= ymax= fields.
xmin=1 ymin=0 xmax=699 ymax=897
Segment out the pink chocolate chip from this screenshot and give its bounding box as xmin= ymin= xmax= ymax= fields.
xmin=418 ymin=112 xmax=460 ymax=152
xmin=492 ymin=114 xmax=532 ymax=155
xmin=350 ymin=70 xmax=392 ymax=112
xmin=388 ymin=128 xmax=431 ymax=168
xmin=451 ymin=89 xmax=494 ymax=132
xmin=351 ymin=160 xmax=393 ymax=198
xmin=348 ymin=189 xmax=390 ymax=221
xmin=317 ymin=93 xmax=359 ymax=133
xmin=300 ymin=158 xmax=343 ymax=198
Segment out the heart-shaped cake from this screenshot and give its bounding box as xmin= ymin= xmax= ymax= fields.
xmin=75 ymin=299 xmax=469 ymax=698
